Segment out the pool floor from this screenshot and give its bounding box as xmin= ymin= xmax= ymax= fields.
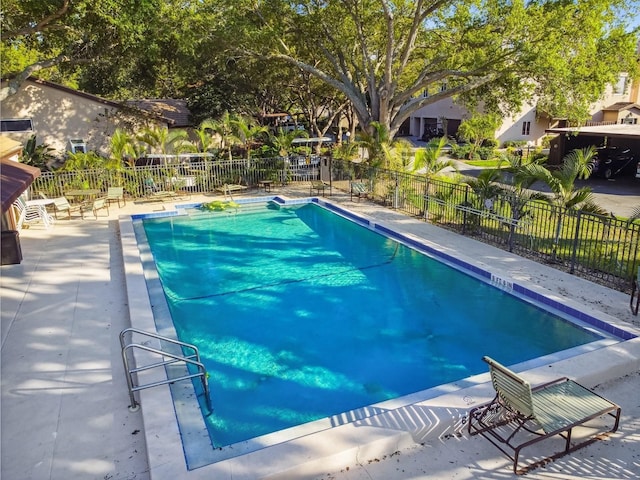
xmin=132 ymin=199 xmax=629 ymax=469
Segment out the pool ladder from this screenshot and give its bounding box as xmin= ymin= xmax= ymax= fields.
xmin=120 ymin=328 xmax=212 ymax=413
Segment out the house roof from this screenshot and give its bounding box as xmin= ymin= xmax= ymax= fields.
xmin=10 ymin=77 xmax=173 ymax=125
xmin=545 ymin=124 xmax=640 ymax=139
xmin=602 ymin=102 xmax=640 ymax=112
xmin=1 ymin=159 xmax=41 ymax=213
xmin=25 ymin=77 xmax=125 ymax=110
xmin=125 ymin=99 xmax=191 ymax=128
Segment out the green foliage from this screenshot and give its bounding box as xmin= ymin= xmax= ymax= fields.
xmin=450 ymin=144 xmax=474 ymax=160
xmin=109 ymin=129 xmax=139 ymax=167
xmin=502 ymin=140 xmax=528 ymax=148
xmin=332 ymin=142 xmax=360 ymax=162
xmin=412 ymin=137 xmax=456 ymax=178
xmin=19 ymin=135 xmax=56 ymax=170
xmin=136 ymin=125 xmax=189 ymax=156
xmin=215 ymin=0 xmax=639 ymax=138
xmin=62 ymin=151 xmax=107 ymax=171
xmin=199 ymin=200 xmax=240 ymax=212
xmin=457 ymin=114 xmax=501 ymax=159
xmin=5 ymin=0 xmax=639 ymax=144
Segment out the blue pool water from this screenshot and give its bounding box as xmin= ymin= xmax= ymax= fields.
xmin=142 ymin=202 xmax=603 ymax=449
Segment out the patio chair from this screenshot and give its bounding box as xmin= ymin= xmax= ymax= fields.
xmin=467 ymin=356 xmax=621 ymax=475
xmin=80 ymin=197 xmax=109 ymax=219
xmin=350 ymin=181 xmax=369 ymax=201
xmin=215 ymin=177 xmax=248 ymax=199
xmin=13 ymin=197 xmax=46 ymax=229
xmin=310 ymin=180 xmax=327 ymax=196
xmin=106 ymin=186 xmax=126 ymax=207
xmin=144 ymin=177 xmax=179 ymax=201
xmin=52 ymin=197 xmax=80 ymax=220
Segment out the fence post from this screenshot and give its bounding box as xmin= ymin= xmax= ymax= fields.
xmin=569 ymin=210 xmax=582 ymax=274
xmin=461 ymin=185 xmax=469 ymax=235
xmin=424 ymin=178 xmax=430 ymax=221
xmin=393 ymin=172 xmax=399 ymax=209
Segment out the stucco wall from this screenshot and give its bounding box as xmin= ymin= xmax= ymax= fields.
xmin=1 ymin=80 xmax=165 ymax=158
xmin=408 ymin=76 xmax=640 ymax=145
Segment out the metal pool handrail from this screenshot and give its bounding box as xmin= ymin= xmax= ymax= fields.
xmin=119 ymin=327 xmax=212 ymax=413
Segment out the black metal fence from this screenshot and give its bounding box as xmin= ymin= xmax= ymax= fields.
xmin=29 ymin=156 xmax=639 ymax=292
xmin=31 ymin=156 xmax=322 ymax=199
xmin=329 ymin=159 xmax=640 ymax=292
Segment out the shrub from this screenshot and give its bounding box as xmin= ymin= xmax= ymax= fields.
xmin=502 ymin=140 xmax=527 ymax=148
xmin=477 ymin=146 xmax=495 ymax=160
xmin=450 ymin=144 xmax=473 ymax=160
xmin=482 ymin=138 xmax=499 ymax=148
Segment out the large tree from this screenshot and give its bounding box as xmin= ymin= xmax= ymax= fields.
xmin=218 ymin=0 xmax=639 ymax=138
xmin=1 ymin=0 xmax=166 ymax=100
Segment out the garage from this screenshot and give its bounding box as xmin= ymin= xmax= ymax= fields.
xmin=545 ymin=124 xmax=640 ymax=168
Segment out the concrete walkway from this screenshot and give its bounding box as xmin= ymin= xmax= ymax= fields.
xmin=2 ymin=187 xmax=639 ymax=479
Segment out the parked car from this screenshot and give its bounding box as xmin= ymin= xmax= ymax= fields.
xmin=590 ymin=146 xmax=635 ymax=179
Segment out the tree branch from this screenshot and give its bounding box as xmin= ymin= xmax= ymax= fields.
xmin=0 ymin=54 xmax=91 ymax=101
xmin=4 ymin=0 xmax=71 ymax=40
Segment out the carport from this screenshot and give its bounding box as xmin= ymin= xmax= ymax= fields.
xmin=545 ymin=124 xmax=640 ymax=165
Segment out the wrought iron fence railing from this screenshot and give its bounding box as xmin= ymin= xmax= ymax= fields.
xmin=28 ymin=156 xmax=639 ymax=292
xmin=329 ymin=159 xmax=640 ymax=293
xmin=30 ymin=157 xmax=322 ymax=199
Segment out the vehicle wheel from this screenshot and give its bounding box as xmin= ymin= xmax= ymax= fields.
xmin=604 ymin=168 xmax=613 ymax=180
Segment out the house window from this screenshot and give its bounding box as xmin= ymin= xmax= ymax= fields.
xmin=422 ymin=89 xmax=429 ymax=98
xmin=522 ymin=121 xmax=531 ymax=136
xmin=1 ymin=118 xmax=33 ymax=132
xmin=69 ymin=139 xmax=87 ymax=153
xmin=440 ymin=82 xmax=447 ymax=92
xmin=613 ymin=74 xmax=628 ymax=95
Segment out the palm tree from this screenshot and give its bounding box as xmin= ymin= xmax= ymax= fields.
xmin=190 ymin=118 xmax=219 ymax=154
xmin=497 ymin=156 xmax=549 ymax=251
xmin=136 ymin=125 xmax=188 ymax=158
xmin=332 ymin=141 xmax=359 ymax=162
xmin=413 ymin=136 xmax=457 ymax=219
xmin=109 ymin=128 xmax=139 ymax=168
xmin=269 ymin=128 xmax=308 ymax=157
xmin=534 ymin=147 xmax=606 ymax=259
xmin=466 ymin=168 xmax=504 ymax=208
xmin=412 ymin=137 xmax=456 ymax=178
xmin=208 ymin=111 xmax=241 ymax=161
xmin=356 ymin=121 xmax=394 ymax=169
xmin=231 ymin=115 xmax=269 ymax=159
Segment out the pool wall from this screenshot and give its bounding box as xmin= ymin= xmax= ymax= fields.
xmin=120 ymin=196 xmax=640 ymax=480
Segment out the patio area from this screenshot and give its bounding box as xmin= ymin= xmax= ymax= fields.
xmin=2 ymin=185 xmax=639 ymax=479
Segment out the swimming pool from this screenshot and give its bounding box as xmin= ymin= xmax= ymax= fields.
xmin=131 ymin=197 xmax=634 ymax=471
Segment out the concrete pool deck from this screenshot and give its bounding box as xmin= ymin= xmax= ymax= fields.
xmin=2 ymin=186 xmax=640 ymax=479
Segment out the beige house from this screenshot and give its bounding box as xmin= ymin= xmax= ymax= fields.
xmin=408 ymin=73 xmax=640 ymax=146
xmin=0 ymin=78 xmax=175 ymax=158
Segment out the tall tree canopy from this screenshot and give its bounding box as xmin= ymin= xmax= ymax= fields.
xmin=213 ymin=0 xmax=639 ymax=137
xmin=1 ymin=0 xmax=170 ymax=100
xmin=3 ymin=0 xmax=639 ymax=135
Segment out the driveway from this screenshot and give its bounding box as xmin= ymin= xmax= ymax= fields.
xmin=453 ymin=161 xmax=640 ymax=218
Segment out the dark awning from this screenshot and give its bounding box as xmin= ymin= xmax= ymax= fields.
xmin=1 ymin=159 xmax=41 ymax=213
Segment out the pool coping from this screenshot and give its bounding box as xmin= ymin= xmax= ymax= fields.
xmin=120 ymin=196 xmax=640 ymax=480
